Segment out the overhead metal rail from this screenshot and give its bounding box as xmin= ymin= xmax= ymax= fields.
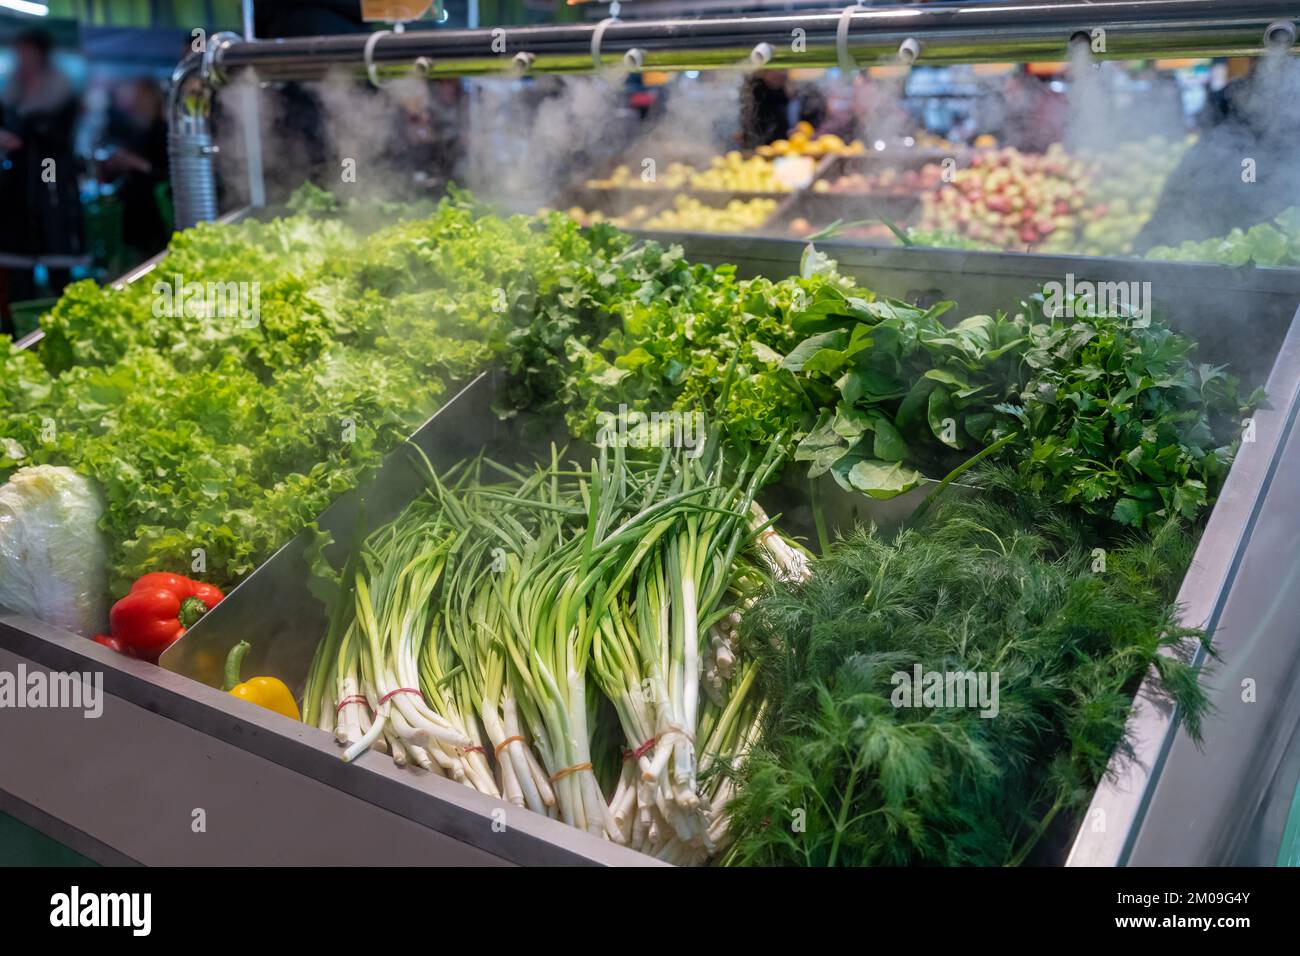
xmin=203 ymin=1 xmax=1300 ymax=82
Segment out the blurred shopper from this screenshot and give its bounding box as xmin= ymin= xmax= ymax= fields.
xmin=375 ymin=78 xmax=467 ymax=199
xmin=740 ymin=70 xmax=791 ymax=148
xmin=0 ymin=28 xmax=85 ymax=325
xmin=1195 ymin=57 xmax=1253 ymax=130
xmin=102 ymin=78 xmax=170 ymax=260
xmin=425 ymin=78 xmax=467 ymax=189
xmin=817 ymin=77 xmax=858 ymax=141
xmin=1137 ymin=55 xmax=1300 ymax=249
xmin=792 ymin=83 xmax=828 ymax=132
xmin=992 ymin=67 xmax=1068 ymax=153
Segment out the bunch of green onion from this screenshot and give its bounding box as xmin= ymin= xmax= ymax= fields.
xmin=303 ymin=430 xmax=807 ymax=863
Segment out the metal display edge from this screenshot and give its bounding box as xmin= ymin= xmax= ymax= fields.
xmin=1066 ymin=302 xmax=1300 ymax=866
xmin=0 ymin=611 xmax=656 ymax=867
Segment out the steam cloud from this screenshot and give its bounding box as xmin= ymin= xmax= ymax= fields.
xmin=462 ymin=70 xmax=741 ymax=212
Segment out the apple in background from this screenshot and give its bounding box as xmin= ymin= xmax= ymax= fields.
xmin=917 ymin=144 xmax=1114 ymax=251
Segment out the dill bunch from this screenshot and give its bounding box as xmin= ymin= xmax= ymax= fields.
xmin=723 ymin=475 xmax=1207 ymax=866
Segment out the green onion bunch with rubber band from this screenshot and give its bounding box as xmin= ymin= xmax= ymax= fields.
xmin=302 ymin=421 xmax=808 ymax=863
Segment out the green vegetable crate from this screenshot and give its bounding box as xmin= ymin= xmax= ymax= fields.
xmin=5 ymin=225 xmax=1300 ymax=867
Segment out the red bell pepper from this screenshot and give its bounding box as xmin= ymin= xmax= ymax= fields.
xmin=91 ymin=633 xmax=129 ymax=655
xmin=107 ymin=573 xmax=225 ymax=664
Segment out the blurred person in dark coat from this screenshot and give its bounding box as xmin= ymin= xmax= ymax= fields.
xmin=1136 ymin=55 xmax=1300 ymax=250
xmin=424 ymin=78 xmax=467 ymax=190
xmin=102 ymin=78 xmax=170 ymax=260
xmin=0 ymin=29 xmax=84 ymax=331
xmin=740 ymin=71 xmax=791 ymax=148
xmin=990 ymin=67 xmax=1068 ymax=154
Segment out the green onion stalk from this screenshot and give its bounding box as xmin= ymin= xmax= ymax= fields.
xmin=588 ymin=433 xmax=809 ymax=860
xmin=433 ymin=463 xmax=559 ymax=818
xmin=491 ymin=446 xmax=615 ymax=837
xmin=307 ymin=506 xmax=497 ymax=793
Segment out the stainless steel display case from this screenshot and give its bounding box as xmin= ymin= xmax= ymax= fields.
xmin=4 ymin=232 xmax=1300 ymax=866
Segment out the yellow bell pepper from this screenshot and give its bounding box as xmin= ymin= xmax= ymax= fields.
xmin=222 ymin=641 xmax=300 ymax=720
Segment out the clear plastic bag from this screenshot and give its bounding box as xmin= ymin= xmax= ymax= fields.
xmin=0 ymin=465 xmax=109 ymax=637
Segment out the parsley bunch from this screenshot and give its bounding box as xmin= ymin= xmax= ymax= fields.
xmin=998 ymin=294 xmax=1262 ymax=530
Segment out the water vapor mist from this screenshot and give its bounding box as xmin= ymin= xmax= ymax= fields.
xmin=215 ymin=67 xmax=445 ymax=207
xmin=462 ymin=70 xmax=740 ymax=212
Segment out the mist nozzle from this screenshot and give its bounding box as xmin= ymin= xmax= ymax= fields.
xmin=624 ymin=48 xmax=645 ymax=70
xmin=512 ymin=51 xmax=537 ymax=72
xmin=1265 ymin=20 xmax=1296 ymax=50
xmin=750 ymin=42 xmax=774 ymax=67
xmin=203 ymin=31 xmax=242 ymax=87
xmin=898 ymin=37 xmax=921 ymax=65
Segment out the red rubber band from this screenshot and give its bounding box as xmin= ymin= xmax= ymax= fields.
xmin=623 ymin=737 xmax=656 ymax=761
xmin=335 ymin=694 xmax=369 ymax=714
xmin=462 ymin=745 xmax=486 ymax=756
xmin=378 ymin=687 xmax=423 ymax=705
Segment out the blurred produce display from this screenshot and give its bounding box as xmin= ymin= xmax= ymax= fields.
xmin=1146 ymin=208 xmax=1300 ymax=268
xmin=689 ymin=152 xmax=797 ymax=192
xmin=785 ymin=218 xmax=899 ymax=242
xmin=584 ymin=152 xmax=801 ymax=194
xmin=917 ymin=145 xmax=1098 ymax=253
xmin=1079 ymin=136 xmax=1194 ymax=256
xmin=643 ymin=195 xmax=779 ymax=233
xmin=563 ymin=130 xmax=1300 ymax=271
xmin=832 ymin=223 xmax=900 ymax=243
xmin=561 ymin=204 xmax=656 ymax=229
xmin=814 ymin=162 xmax=948 ymax=196
xmin=586 ymin=161 xmax=695 ymax=190
xmin=920 ymin=130 xmax=984 ymax=151
xmin=756 ymin=122 xmax=865 ymax=158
